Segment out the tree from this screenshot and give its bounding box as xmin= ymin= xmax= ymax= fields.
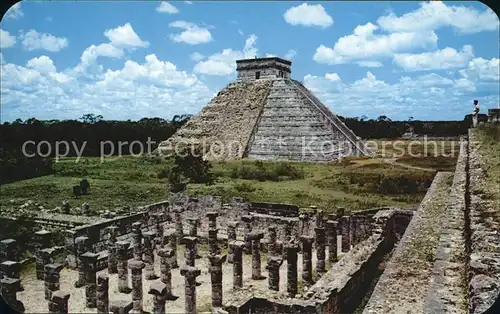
xmin=80 ymin=113 xmax=103 ymax=124
xmin=166 ymin=146 xmax=215 ymax=193
xmin=376 ymin=115 xmax=392 ymax=122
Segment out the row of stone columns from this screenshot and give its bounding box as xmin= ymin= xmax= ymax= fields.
xmin=1 ymin=238 xmax=25 ymax=313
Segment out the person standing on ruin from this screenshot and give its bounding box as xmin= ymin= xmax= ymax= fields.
xmin=472 ymin=99 xmax=480 ymax=128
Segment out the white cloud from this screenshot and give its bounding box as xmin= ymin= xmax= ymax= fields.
xmin=74 ymin=43 xmax=124 ymax=75
xmin=6 ymin=3 xmax=23 ymax=20
xmin=104 ymin=23 xmax=149 ymax=48
xmin=156 ymin=2 xmax=179 ymax=14
xmin=302 ymin=70 xmax=495 ymax=120
xmin=169 ymin=21 xmax=212 ymax=45
xmin=393 ymin=45 xmax=474 ymax=71
xmin=285 ymin=49 xmax=297 ymax=60
xmin=377 ymin=1 xmax=499 ymax=34
xmin=193 ymin=34 xmax=258 ymax=76
xmin=185 ymin=1 xmax=193 ymax=4
xmin=0 ymin=29 xmax=16 ymax=48
xmin=20 ymin=30 xmax=69 ymax=52
xmin=284 ymin=3 xmax=333 ymax=28
xmin=190 ymin=52 xmax=205 ymax=61
xmin=460 ymin=57 xmax=500 ymax=81
xmin=1 ymin=53 xmax=213 ymax=122
xmin=26 ymin=56 xmax=57 ymax=74
xmin=238 ymin=29 xmax=244 ymax=36
xmin=313 ymin=23 xmax=438 ymax=65
xmin=357 ymin=61 xmax=383 ymax=68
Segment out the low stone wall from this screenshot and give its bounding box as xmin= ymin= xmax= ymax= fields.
xmin=65 ymin=201 xmax=169 ymax=268
xmin=223 ymin=209 xmax=413 ymax=314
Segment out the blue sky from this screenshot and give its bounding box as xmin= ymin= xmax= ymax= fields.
xmin=0 ymin=1 xmax=498 ymax=122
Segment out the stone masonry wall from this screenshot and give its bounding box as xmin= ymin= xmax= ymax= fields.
xmin=467 ymin=129 xmax=500 ymax=314
xmin=223 ymin=209 xmax=413 ymax=314
xmin=157 ymin=80 xmax=272 ymax=160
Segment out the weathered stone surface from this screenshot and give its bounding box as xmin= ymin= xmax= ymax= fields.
xmin=110 ymin=299 xmax=133 ymax=314
xmin=326 ymin=220 xmax=338 ymax=264
xmin=116 ymin=241 xmax=131 ymax=294
xmin=230 ymin=241 xmax=245 ymax=289
xmin=96 ymin=273 xmax=109 ymax=314
xmin=106 ymin=226 xmax=118 ymax=274
xmin=267 ymin=256 xmax=284 ymax=291
xmin=227 ymin=221 xmax=239 ymax=263
xmin=81 ymin=252 xmax=98 ymax=308
xmin=339 ymin=216 xmax=350 ymax=252
xmin=1 ymin=277 xmax=25 ymax=313
xmin=208 ymin=253 xmax=227 ymax=308
xmin=149 ymin=281 xmax=167 ymax=314
xmin=143 ymin=231 xmax=158 ymax=280
xmin=300 ymin=235 xmax=314 ymax=289
xmin=315 ymin=226 xmax=326 ymax=278
xmin=245 ymin=232 xmax=265 ymax=280
xmin=181 ymin=236 xmax=198 ymax=267
xmin=44 ymin=263 xmax=63 ymax=301
xmin=131 ymin=222 xmax=143 ymax=261
xmin=128 ymin=260 xmax=146 ymax=314
xmin=180 ymin=266 xmax=201 ymax=314
xmin=49 ymin=290 xmax=69 ymax=314
xmin=285 ymin=242 xmax=299 ymax=297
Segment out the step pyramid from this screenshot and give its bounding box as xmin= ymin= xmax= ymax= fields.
xmin=157 ymin=57 xmax=372 ymax=162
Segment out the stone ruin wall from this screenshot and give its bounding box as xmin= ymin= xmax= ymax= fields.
xmin=157 ymin=79 xmax=272 ymax=160
xmin=223 ymin=209 xmax=413 ymax=314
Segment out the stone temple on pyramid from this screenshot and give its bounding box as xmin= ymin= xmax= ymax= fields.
xmin=157 ymin=57 xmax=372 ymax=162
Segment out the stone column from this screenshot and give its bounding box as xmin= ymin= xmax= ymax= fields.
xmin=206 ymin=212 xmax=219 ymax=229
xmin=142 ymin=231 xmax=158 ymax=280
xmin=106 ymin=226 xmax=118 ymax=274
xmin=285 ymin=243 xmax=299 ymax=297
xmin=44 ymin=263 xmax=63 ymax=301
xmin=227 ymin=221 xmax=239 ymax=263
xmin=110 ymin=300 xmax=133 ymax=314
xmin=268 ymin=256 xmax=283 ymax=291
xmin=128 ymin=260 xmax=146 ymax=314
xmin=267 ymin=226 xmax=283 ymax=262
xmin=181 ymin=236 xmax=198 ymax=267
xmin=241 ymin=215 xmax=254 ymax=254
xmin=96 ymin=273 xmax=109 ymax=314
xmin=326 ymin=220 xmax=338 ymax=264
xmin=165 ymin=232 xmax=179 ymax=269
xmin=245 ymin=232 xmax=265 ymax=280
xmin=35 ymin=229 xmax=52 ymax=249
xmin=315 ymin=226 xmax=326 ymax=278
xmin=74 ymin=236 xmax=88 ymax=287
xmin=151 ymin=212 xmax=164 ymax=248
xmin=315 ymin=209 xmax=324 ymax=228
xmin=180 ymin=266 xmax=201 ymax=314
xmin=300 ymin=236 xmax=314 ymax=289
xmin=299 ymin=213 xmax=309 ymax=237
xmin=1 ymin=277 xmax=25 ymax=313
xmin=131 ymin=222 xmax=143 ymax=261
xmin=350 ymin=215 xmax=358 ymax=246
xmin=187 ymin=218 xmax=201 ymax=258
xmin=339 ymin=215 xmax=350 ymax=252
xmin=116 ymin=241 xmax=132 ymax=294
xmin=49 ymin=290 xmax=70 ymax=314
xmin=149 ymin=282 xmax=167 ymax=314
xmin=157 ymin=248 xmax=177 ymax=300
xmin=173 ymin=207 xmax=184 ymax=244
xmin=208 ymin=254 xmax=227 ymax=308
xmin=37 ymin=248 xmax=55 ymax=281
xmin=208 ymin=228 xmax=220 ymax=256
xmin=1 ymin=261 xmax=21 ymax=279
xmin=81 ymin=252 xmax=98 ymax=308
xmin=229 ymin=241 xmax=245 ymax=289
xmin=0 ymin=239 xmax=18 ymax=263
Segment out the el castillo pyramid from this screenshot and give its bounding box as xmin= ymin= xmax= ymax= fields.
xmin=157 ymin=57 xmax=372 ymax=162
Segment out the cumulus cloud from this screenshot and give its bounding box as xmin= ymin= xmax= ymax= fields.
xmin=104 ymin=23 xmax=149 ymax=48
xmin=190 ymin=52 xmax=205 ymax=61
xmin=313 ymin=23 xmax=438 ymax=65
xmin=284 ymin=3 xmax=333 ymax=28
xmin=1 ymin=53 xmax=213 ymax=121
xmin=285 ymin=49 xmax=297 ymax=60
xmin=0 ymin=29 xmax=16 ymax=48
xmin=460 ymin=57 xmax=500 ymax=81
xmin=20 ymin=30 xmax=69 ymax=52
xmin=377 ymin=1 xmax=499 ymax=34
xmin=6 ymin=3 xmax=23 ymax=19
xmin=357 ymin=61 xmax=383 ymax=68
xmin=393 ymin=45 xmax=474 ymax=71
xmin=301 ymin=70 xmax=495 ymax=120
xmin=193 ymin=34 xmax=258 ymax=76
xmin=156 ymin=2 xmax=179 ymax=14
xmin=73 ymin=23 xmax=148 ymax=76
xmin=169 ymin=21 xmax=212 ymax=45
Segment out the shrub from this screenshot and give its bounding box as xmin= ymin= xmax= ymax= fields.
xmin=234 ymin=181 xmax=257 ymax=193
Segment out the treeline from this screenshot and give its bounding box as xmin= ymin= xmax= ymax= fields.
xmin=0 ymin=114 xmax=191 ymax=184
xmin=340 ymin=115 xmax=472 ymax=139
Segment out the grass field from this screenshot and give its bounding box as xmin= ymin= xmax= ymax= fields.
xmin=0 ymin=140 xmax=461 ymax=214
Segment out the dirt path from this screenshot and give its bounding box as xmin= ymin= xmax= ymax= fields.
xmin=384 ymin=158 xmax=437 ymax=172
